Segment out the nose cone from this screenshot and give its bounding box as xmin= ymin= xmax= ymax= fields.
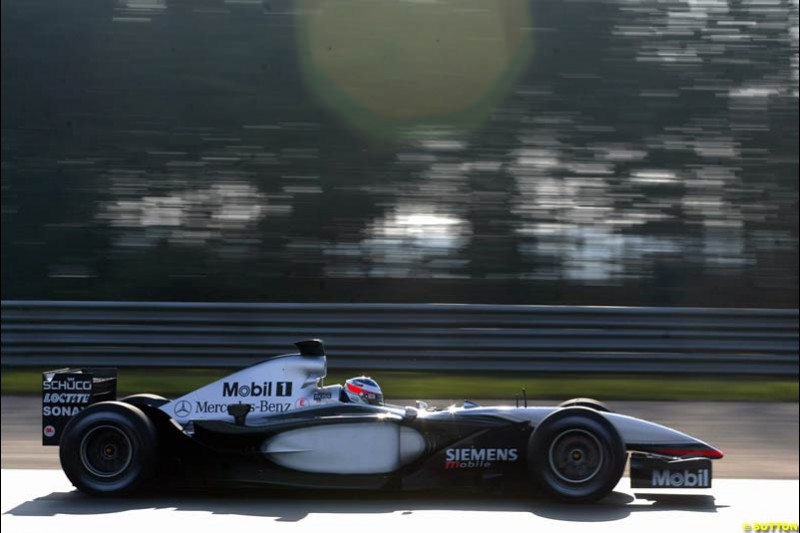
xmin=650 ymin=443 xmax=724 ymax=459
xmin=606 ymin=413 xmax=724 ymax=459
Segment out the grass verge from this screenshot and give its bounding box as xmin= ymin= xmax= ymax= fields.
xmin=2 ymin=368 xmax=797 ymax=402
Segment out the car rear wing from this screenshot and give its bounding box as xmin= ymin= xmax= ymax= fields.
xmin=42 ymin=368 xmax=117 ymax=446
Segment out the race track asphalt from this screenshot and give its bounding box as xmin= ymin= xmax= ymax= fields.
xmin=3 ymin=395 xmax=797 ymax=478
xmin=1 ymin=469 xmax=798 ymax=533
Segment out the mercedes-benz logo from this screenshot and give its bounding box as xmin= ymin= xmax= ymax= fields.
xmin=174 ymin=400 xmax=192 ymax=418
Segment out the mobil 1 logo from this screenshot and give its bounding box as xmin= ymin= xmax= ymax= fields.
xmin=42 ymin=372 xmax=93 ymax=445
xmin=630 ymin=456 xmax=713 ymax=489
xmin=222 ymin=381 xmax=293 ymax=398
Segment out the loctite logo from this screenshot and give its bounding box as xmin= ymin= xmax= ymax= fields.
xmin=222 ymin=381 xmax=293 ymax=397
xmin=43 ymin=393 xmax=91 ymax=403
xmin=444 ymin=448 xmax=519 ymax=469
xmin=652 ymin=469 xmax=710 ymax=487
xmin=313 ymin=391 xmax=333 ymax=401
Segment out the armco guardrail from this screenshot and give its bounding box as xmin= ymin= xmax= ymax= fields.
xmin=1 ymin=301 xmax=797 ymax=375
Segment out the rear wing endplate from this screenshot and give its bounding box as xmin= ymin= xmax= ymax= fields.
xmin=42 ymin=368 xmax=117 ymax=446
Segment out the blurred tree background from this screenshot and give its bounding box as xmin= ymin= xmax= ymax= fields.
xmin=2 ymin=0 xmax=797 ymax=306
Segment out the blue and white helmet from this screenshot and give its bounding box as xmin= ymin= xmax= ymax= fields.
xmin=344 ymin=376 xmax=383 ymax=406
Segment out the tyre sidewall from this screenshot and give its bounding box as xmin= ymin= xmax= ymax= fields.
xmin=529 ymin=407 xmax=626 ymax=502
xmin=59 ymin=401 xmax=158 ymax=495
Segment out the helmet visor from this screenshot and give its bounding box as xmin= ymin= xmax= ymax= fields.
xmin=362 ymin=392 xmax=383 ymax=406
xmin=346 ymin=381 xmax=383 ymax=405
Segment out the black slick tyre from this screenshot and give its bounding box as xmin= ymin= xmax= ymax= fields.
xmin=59 ymin=401 xmax=158 ymax=495
xmin=558 ymin=397 xmax=612 ymax=413
xmin=528 ymin=406 xmax=626 ymax=502
xmin=121 ymin=393 xmax=169 ymax=409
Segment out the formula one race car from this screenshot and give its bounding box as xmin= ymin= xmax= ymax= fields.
xmin=42 ymin=340 xmax=723 ymax=502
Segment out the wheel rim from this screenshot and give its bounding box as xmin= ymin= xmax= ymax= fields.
xmin=548 ymin=428 xmax=604 ymax=483
xmin=79 ymin=425 xmax=133 ymax=478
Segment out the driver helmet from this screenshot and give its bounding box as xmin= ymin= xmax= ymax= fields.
xmin=344 ymin=376 xmax=383 ymax=406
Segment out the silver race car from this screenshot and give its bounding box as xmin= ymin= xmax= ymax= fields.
xmin=42 ymin=339 xmax=723 ymax=502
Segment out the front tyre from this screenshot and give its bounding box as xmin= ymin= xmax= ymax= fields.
xmin=558 ymin=397 xmax=612 ymax=413
xmin=59 ymin=401 xmax=158 ymax=495
xmin=528 ymin=407 xmax=626 ymax=502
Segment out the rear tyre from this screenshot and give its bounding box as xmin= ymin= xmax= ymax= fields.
xmin=121 ymin=393 xmax=169 ymax=409
xmin=59 ymin=401 xmax=158 ymax=495
xmin=528 ymin=407 xmax=626 ymax=502
xmin=558 ymin=397 xmax=612 ymax=413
